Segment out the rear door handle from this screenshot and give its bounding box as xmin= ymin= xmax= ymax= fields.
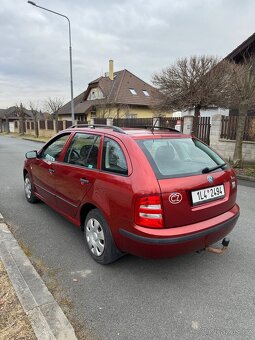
xmin=80 ymin=178 xmax=89 ymax=184
xmin=48 ymin=168 xmax=55 ymax=173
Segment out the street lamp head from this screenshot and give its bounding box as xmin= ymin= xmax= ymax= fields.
xmin=27 ymin=1 xmax=37 ymax=6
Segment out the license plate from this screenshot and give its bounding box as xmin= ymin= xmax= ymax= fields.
xmin=191 ymin=185 xmax=225 ymax=205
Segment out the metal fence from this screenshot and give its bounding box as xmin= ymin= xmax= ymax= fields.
xmin=94 ymin=117 xmax=183 ymax=129
xmin=113 ymin=118 xmax=153 ymax=127
xmin=94 ymin=118 xmax=107 ymax=125
xmin=160 ymin=117 xmax=183 ymax=130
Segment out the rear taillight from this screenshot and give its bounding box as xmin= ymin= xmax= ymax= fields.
xmin=135 ymin=195 xmax=164 ymax=228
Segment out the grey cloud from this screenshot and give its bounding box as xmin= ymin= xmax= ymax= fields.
xmin=0 ymin=0 xmax=254 ymax=108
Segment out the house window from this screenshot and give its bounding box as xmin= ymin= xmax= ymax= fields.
xmin=126 ymin=113 xmax=137 ymax=118
xmin=142 ymin=90 xmax=150 ymax=96
xmin=129 ymin=88 xmax=137 ymax=95
xmin=77 ymin=115 xmax=86 ymax=122
xmin=87 ymin=87 xmax=104 ymax=100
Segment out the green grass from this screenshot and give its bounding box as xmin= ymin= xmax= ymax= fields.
xmin=235 ymin=167 xmax=255 ymax=177
xmin=245 ymin=168 xmax=255 ymax=176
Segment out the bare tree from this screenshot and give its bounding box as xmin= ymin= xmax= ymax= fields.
xmin=153 ymin=55 xmax=255 ymax=166
xmin=29 ymin=102 xmax=40 ymax=137
xmin=229 ymin=59 xmax=255 ymax=167
xmin=96 ymin=100 xmax=130 ymax=119
xmin=96 ymin=100 xmax=115 ymax=118
xmin=16 ymin=103 xmax=26 ymax=135
xmin=152 ymin=56 xmax=232 ymax=116
xmin=44 ymin=97 xmax=63 ymax=126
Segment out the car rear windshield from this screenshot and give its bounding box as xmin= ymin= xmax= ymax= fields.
xmin=137 ymin=138 xmax=228 ymax=179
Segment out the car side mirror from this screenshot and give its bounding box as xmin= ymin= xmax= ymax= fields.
xmin=25 ymin=151 xmax=38 ymax=159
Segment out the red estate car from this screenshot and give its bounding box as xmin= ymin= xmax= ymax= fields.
xmin=23 ymin=125 xmax=240 ymax=264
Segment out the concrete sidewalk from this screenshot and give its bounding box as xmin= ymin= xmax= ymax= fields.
xmin=0 ymin=213 xmax=77 ymax=340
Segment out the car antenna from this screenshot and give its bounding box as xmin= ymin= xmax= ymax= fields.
xmin=151 ymin=118 xmax=159 ymax=133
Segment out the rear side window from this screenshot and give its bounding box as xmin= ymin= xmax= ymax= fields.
xmin=102 ymin=137 xmax=128 ymax=175
xmin=137 ymin=138 xmax=227 ymax=179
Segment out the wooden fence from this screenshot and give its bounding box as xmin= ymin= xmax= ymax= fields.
xmin=221 ymin=116 xmax=255 ymax=141
xmin=66 ymin=121 xmax=73 ymax=128
xmin=113 ymin=118 xmax=153 ymax=127
xmin=192 ymin=117 xmax=211 ymax=145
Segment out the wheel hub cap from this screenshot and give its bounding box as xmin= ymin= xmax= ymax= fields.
xmin=24 ymin=178 xmax=32 ymax=198
xmin=86 ymin=218 xmax=105 ymax=257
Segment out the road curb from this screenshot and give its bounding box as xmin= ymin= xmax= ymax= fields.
xmin=0 ymin=220 xmax=77 ymax=340
xmin=22 ymin=137 xmax=47 ymax=143
xmin=0 ymin=133 xmax=47 ymax=143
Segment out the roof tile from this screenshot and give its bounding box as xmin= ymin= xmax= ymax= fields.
xmin=58 ymin=69 xmax=162 ymax=115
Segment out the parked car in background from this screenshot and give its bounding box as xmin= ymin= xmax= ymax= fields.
xmin=23 ymin=125 xmax=240 ymax=264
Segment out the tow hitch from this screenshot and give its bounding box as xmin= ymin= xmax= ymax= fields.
xmin=206 ymin=237 xmax=230 ymax=254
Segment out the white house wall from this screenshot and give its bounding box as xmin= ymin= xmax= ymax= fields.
xmin=181 ymin=108 xmax=229 ymax=117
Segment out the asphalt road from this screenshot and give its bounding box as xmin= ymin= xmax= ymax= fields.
xmin=0 ymin=135 xmax=255 ymax=340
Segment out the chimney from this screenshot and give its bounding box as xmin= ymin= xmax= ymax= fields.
xmin=109 ymin=59 xmax=114 ymax=80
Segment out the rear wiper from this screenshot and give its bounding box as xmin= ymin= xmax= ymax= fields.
xmin=202 ymin=163 xmax=226 ymax=174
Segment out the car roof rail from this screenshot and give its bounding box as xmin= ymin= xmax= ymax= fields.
xmin=69 ymin=124 xmax=126 ymax=134
xmin=133 ymin=125 xmax=181 ymax=133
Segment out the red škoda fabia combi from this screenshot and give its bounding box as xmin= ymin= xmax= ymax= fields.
xmin=23 ymin=125 xmax=240 ymax=264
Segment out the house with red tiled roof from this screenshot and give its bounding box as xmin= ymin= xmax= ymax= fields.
xmin=58 ymin=61 xmax=164 ymax=122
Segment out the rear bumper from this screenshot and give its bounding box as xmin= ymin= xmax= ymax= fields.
xmin=118 ymin=204 xmax=240 ymax=258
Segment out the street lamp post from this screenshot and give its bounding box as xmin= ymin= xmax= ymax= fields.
xmin=27 ymin=1 xmax=75 ymax=125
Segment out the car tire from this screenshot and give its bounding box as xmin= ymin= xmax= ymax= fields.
xmin=24 ymin=173 xmax=39 ymax=203
xmin=84 ymin=209 xmax=122 ymax=264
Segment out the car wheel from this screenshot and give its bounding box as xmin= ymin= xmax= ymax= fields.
xmin=84 ymin=209 xmax=122 ymax=264
xmin=24 ymin=173 xmax=39 ymax=203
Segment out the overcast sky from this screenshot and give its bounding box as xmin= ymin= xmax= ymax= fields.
xmin=0 ymin=0 xmax=254 ymax=109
